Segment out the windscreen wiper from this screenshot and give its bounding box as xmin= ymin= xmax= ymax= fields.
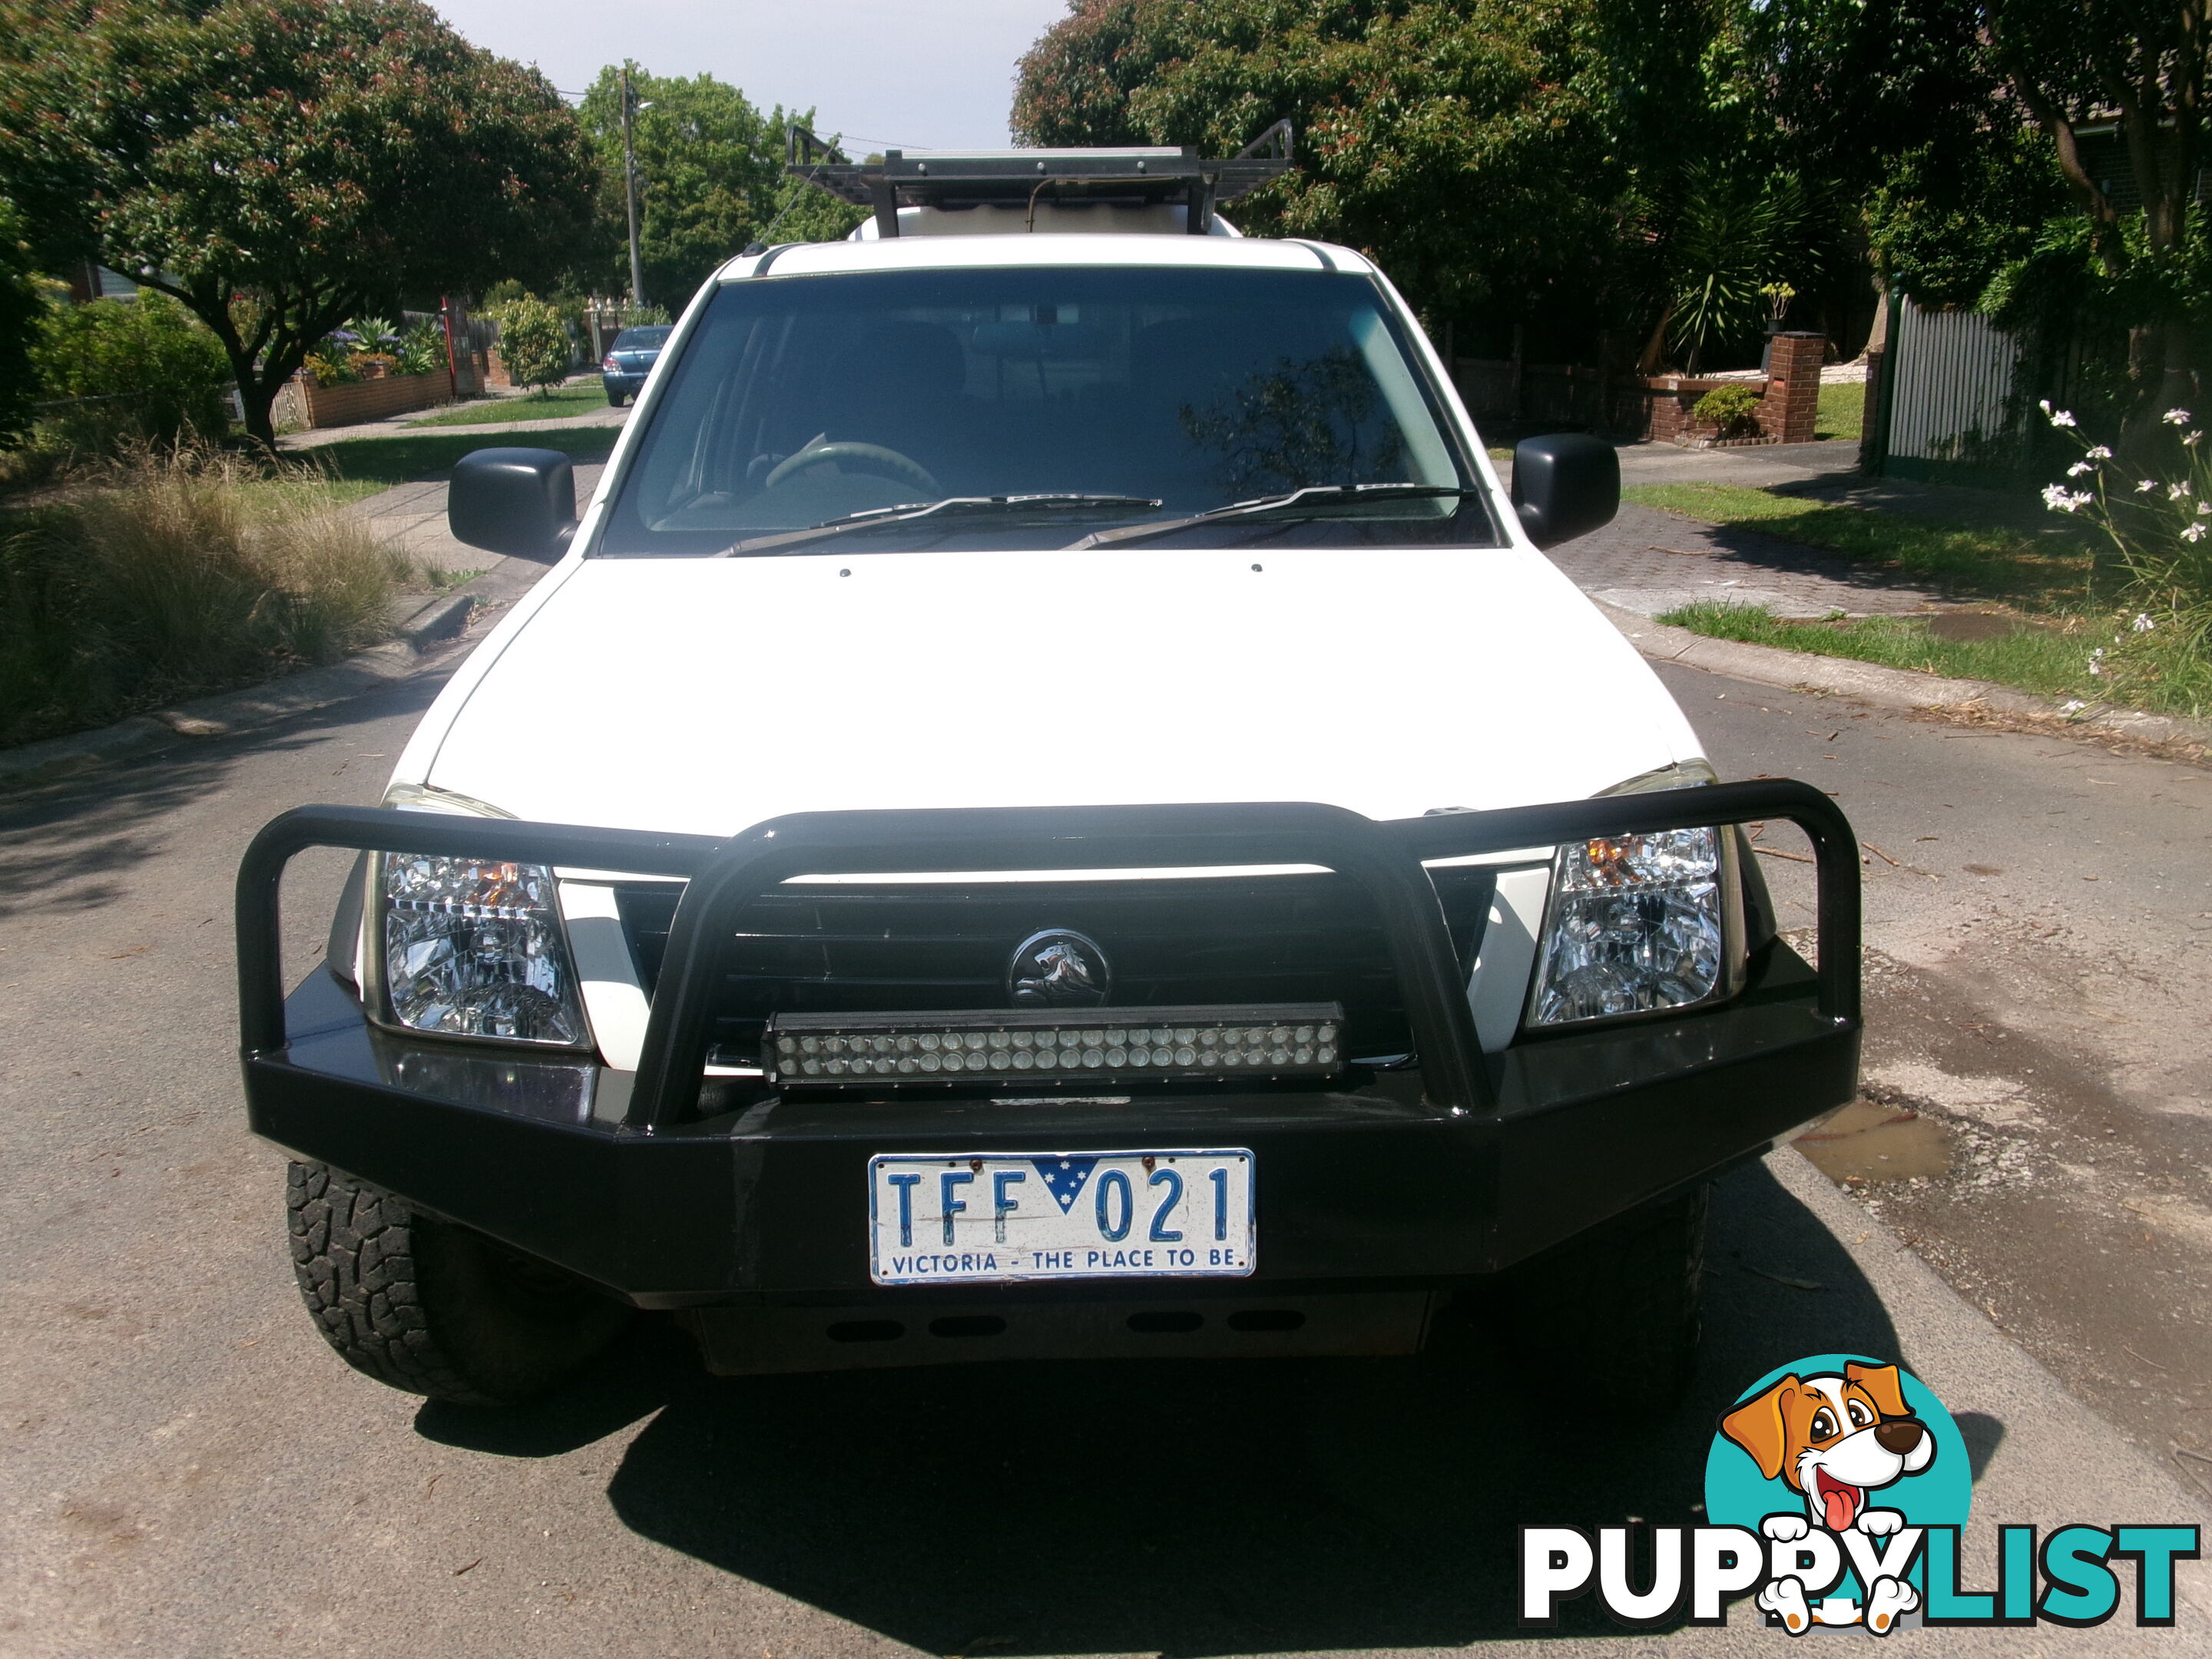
xmin=1064 ymin=482 xmax=1479 ymax=549
xmin=717 ymin=493 xmax=1162 ymax=558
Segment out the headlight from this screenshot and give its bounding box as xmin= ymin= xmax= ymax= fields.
xmin=1528 ymin=827 xmax=1724 ymax=1026
xmin=1525 ymin=754 xmax=1738 ymax=1029
xmin=372 ymin=784 xmax=588 ymax=1047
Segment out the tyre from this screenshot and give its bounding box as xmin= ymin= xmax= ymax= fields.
xmin=286 ymin=1162 xmax=630 ymax=1404
xmin=1498 ymin=1183 xmax=1707 ymax=1412
xmin=606 ymin=389 xmax=627 ymax=406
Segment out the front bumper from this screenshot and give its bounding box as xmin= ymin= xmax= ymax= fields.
xmin=238 ymin=790 xmax=1860 ymax=1313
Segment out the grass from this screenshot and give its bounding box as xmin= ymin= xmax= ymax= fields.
xmin=1634 ymin=482 xmax=2211 ymax=719
xmin=408 ymin=379 xmax=613 ymax=427
xmin=1815 ymin=381 xmax=1863 ymax=442
xmin=1621 ymin=481 xmax=2091 ymax=604
xmin=1655 ymin=602 xmax=2101 ymax=700
xmin=1 ymin=446 xmax=410 ymax=747
xmin=303 ymin=424 xmax=618 ymax=488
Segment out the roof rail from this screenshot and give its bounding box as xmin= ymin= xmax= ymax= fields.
xmin=783 ymin=121 xmax=1293 ymax=239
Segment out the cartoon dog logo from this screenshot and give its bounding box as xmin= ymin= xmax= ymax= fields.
xmin=1719 ymin=1361 xmax=1936 ymax=1634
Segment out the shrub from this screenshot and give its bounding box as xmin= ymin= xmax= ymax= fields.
xmin=394 ymin=320 xmax=447 ymax=377
xmin=1693 ymin=382 xmax=1763 ymax=440
xmin=2036 ymin=402 xmax=2212 ymax=716
xmin=31 ymin=291 xmax=231 ymax=446
xmin=0 ymin=197 xmax=42 ymax=449
xmin=0 ymin=444 xmax=405 ymax=743
xmin=492 ymin=295 xmax=573 ymax=393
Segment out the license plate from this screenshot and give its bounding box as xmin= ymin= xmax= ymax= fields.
xmin=868 ymin=1149 xmax=1255 ymax=1285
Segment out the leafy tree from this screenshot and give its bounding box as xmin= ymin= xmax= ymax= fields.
xmin=0 ymin=0 xmax=598 ymax=448
xmin=1013 ymin=1 xmax=1630 ymax=335
xmin=1656 ymin=166 xmax=1820 ymax=373
xmin=0 ymin=197 xmax=42 ymax=447
xmin=492 ymin=296 xmax=574 ymax=395
xmin=575 ymin=65 xmax=849 ymax=306
xmin=33 ymin=290 xmax=232 ymax=442
xmin=1985 ymin=0 xmax=2209 ymax=412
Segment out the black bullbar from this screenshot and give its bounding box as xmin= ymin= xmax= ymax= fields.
xmin=236 ymin=786 xmax=1860 ymax=1302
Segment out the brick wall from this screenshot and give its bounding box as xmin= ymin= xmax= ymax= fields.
xmin=292 ymin=369 xmax=452 ymax=429
xmin=1764 ymin=331 xmax=1825 ymax=445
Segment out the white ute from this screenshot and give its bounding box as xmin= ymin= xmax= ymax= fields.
xmin=240 ymin=128 xmax=1860 ymax=1409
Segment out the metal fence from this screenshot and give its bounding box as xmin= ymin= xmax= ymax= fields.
xmin=1878 ymin=297 xmax=2025 ymax=483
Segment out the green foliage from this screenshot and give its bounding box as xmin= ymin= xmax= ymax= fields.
xmin=575 ymin=65 xmax=840 ymax=305
xmin=490 ymin=295 xmax=573 ymax=393
xmin=393 ymin=320 xmax=446 ymax=378
xmin=1013 ymin=0 xmax=1631 ymax=326
xmin=1663 ymin=167 xmax=1818 ymax=372
xmin=0 ymin=0 xmax=598 ymax=446
xmin=1866 ymin=130 xmax=2065 ymax=307
xmin=0 ymin=197 xmax=42 ymax=447
xmin=2035 ymin=405 xmax=2212 ymax=713
xmin=31 ymin=290 xmax=231 ymax=445
xmin=1693 ymin=383 xmax=1763 ymax=438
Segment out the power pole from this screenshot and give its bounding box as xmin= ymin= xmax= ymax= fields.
xmin=621 ymin=64 xmax=645 ymax=309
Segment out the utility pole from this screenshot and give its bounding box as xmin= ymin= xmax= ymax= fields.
xmin=621 ymin=64 xmax=646 ymax=309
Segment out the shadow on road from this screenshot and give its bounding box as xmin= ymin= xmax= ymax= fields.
xmin=419 ymin=1158 xmax=1952 ymax=1653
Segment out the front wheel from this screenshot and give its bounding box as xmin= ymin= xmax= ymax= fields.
xmin=286 ymin=1163 xmax=630 ymax=1404
xmin=1497 ymin=1184 xmax=1707 ymax=1412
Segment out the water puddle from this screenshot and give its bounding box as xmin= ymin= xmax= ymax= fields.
xmin=1794 ymin=1098 xmax=1955 ymax=1184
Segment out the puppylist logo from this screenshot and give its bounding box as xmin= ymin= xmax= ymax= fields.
xmin=1522 ymin=1354 xmax=2200 ymax=1634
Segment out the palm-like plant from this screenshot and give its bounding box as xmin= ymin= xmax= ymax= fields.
xmin=1657 ymin=167 xmax=1818 ymax=373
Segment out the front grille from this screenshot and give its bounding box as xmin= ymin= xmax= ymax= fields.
xmin=611 ymin=866 xmax=1494 ymax=1071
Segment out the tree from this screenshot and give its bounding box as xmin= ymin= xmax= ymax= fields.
xmin=491 ymin=296 xmax=572 ymax=395
xmin=0 ymin=0 xmax=598 ymax=448
xmin=575 ymin=66 xmax=845 ymax=307
xmin=1985 ymin=0 xmax=2209 ymax=412
xmin=0 ymin=197 xmax=42 ymax=447
xmin=33 ymin=290 xmax=232 ymax=443
xmin=1013 ymin=1 xmax=1631 ymax=336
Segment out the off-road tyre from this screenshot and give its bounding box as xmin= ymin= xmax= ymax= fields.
xmin=286 ymin=1162 xmax=630 ymax=1405
xmin=1499 ymin=1182 xmax=1707 ymax=1412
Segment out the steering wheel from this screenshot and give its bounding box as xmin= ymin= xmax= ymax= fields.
xmin=763 ymin=441 xmax=940 ymax=497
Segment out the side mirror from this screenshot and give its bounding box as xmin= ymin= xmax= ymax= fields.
xmin=448 ymin=448 xmax=578 ymax=561
xmin=1509 ymin=433 xmax=1618 ymax=549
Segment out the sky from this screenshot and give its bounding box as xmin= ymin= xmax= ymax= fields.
xmin=431 ymin=0 xmax=1074 ymax=151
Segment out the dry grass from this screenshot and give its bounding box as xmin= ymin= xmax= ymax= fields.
xmin=2 ymin=444 xmax=408 ymax=747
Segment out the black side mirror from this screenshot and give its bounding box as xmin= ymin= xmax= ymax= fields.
xmin=448 ymin=448 xmax=578 ymax=561
xmin=1509 ymin=433 xmax=1618 ymax=549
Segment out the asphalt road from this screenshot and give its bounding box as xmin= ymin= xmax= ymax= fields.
xmin=1 ymin=643 xmax=2207 ymax=1656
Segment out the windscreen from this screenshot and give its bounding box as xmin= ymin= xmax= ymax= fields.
xmin=610 ymin=326 xmax=672 ymax=352
xmin=596 ymin=265 xmax=1492 ymax=556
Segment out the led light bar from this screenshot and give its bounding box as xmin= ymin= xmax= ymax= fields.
xmin=766 ymin=1003 xmax=1343 ymax=1087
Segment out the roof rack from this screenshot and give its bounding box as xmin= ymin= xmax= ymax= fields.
xmin=783 ymin=120 xmax=1293 ymax=238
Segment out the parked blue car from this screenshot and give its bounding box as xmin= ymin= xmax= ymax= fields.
xmin=601 ymin=325 xmax=672 ymax=406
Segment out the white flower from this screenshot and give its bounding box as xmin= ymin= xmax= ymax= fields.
xmin=2164 ymin=408 xmax=2193 ymax=426
xmin=2067 ymin=460 xmax=2094 ymax=476
xmin=2171 ymin=481 xmax=2194 ymax=500
xmin=2139 ymin=478 xmax=2160 ymax=492
xmin=2088 ymin=647 xmax=2106 ymax=677
xmin=2087 ymin=445 xmax=2113 ymax=459
xmin=2184 ymin=522 xmax=2208 ymax=542
xmin=2197 ymin=500 xmax=2210 ymax=515
xmin=2132 ymin=613 xmax=2157 ymax=632
xmin=2187 ymin=431 xmax=2204 ymax=447
xmin=2042 ymin=485 xmax=2092 ymax=512
xmin=2060 ymin=699 xmax=2088 ymax=714
xmin=2047 ymin=407 xmax=2078 ymax=428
